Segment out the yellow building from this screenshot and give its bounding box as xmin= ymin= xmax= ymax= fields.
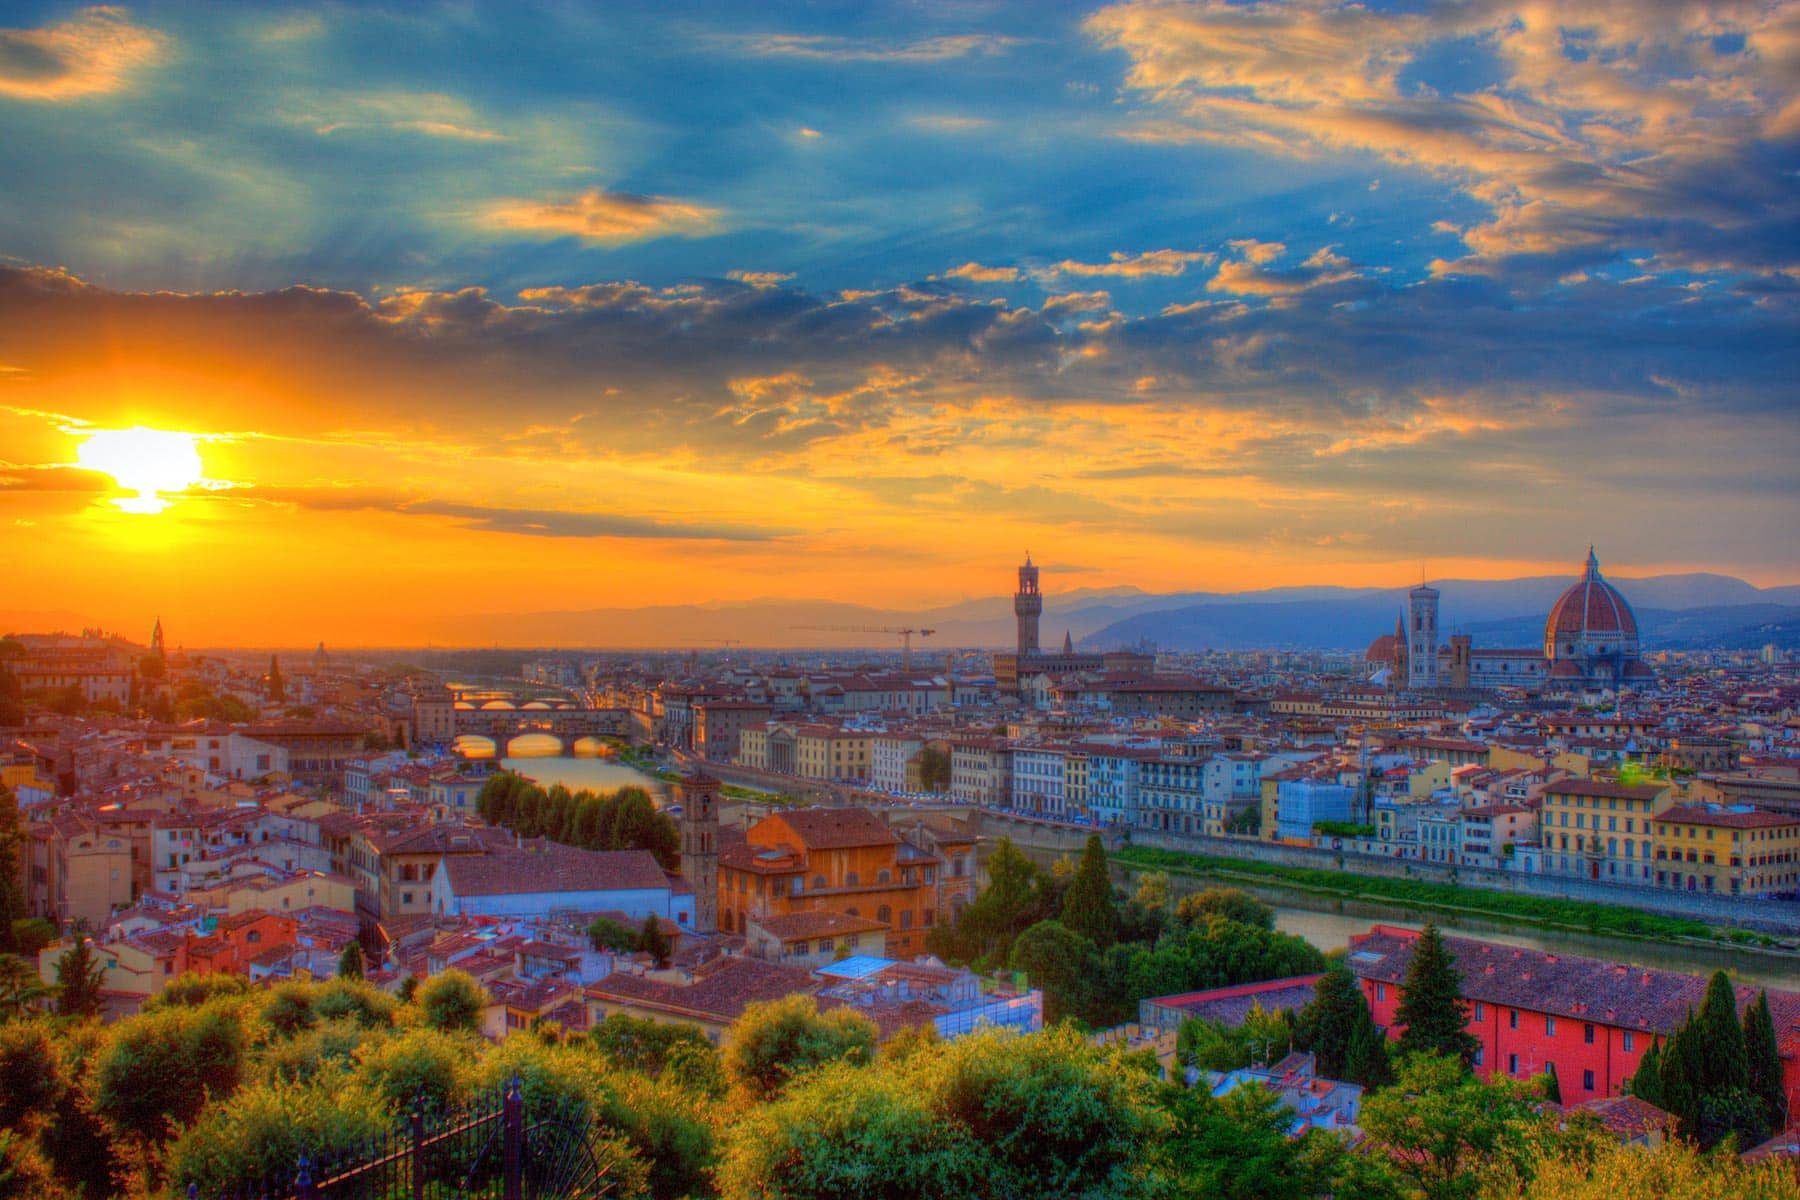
xmin=191 ymin=870 xmax=358 ymax=917
xmin=50 ymin=819 xmax=135 ymax=928
xmin=794 ymin=727 xmax=870 ymax=782
xmin=1653 ymin=806 xmax=1800 ymax=897
xmin=1538 ymin=778 xmax=1670 ymax=884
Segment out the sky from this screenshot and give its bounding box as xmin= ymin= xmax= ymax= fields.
xmin=0 ymin=0 xmax=1796 ymax=646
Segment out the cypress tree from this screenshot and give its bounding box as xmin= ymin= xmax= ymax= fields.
xmin=266 ymin=655 xmax=284 ymax=702
xmin=1696 ymin=971 xmax=1748 ymax=1093
xmin=337 ymin=940 xmax=364 ymax=980
xmin=1629 ymin=1038 xmax=1665 ymax=1108
xmin=1345 ymin=1016 xmax=1395 ymax=1090
xmin=1059 ymin=835 xmax=1119 ymax=949
xmin=55 ymin=939 xmax=106 ymax=1017
xmin=1295 ymin=963 xmax=1376 ymax=1080
xmin=640 ymin=914 xmax=671 ymax=969
xmin=1393 ymin=924 xmax=1479 ymax=1068
xmin=1542 ymin=1061 xmax=1562 ymax=1104
xmin=1659 ymin=1015 xmax=1701 ymax=1134
xmin=1745 ymin=991 xmax=1784 ymax=1134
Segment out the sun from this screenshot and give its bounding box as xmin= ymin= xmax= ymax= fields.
xmin=76 ymin=427 xmax=204 ymax=514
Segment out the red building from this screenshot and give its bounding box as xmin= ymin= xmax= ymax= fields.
xmin=1346 ymin=925 xmax=1800 ymax=1110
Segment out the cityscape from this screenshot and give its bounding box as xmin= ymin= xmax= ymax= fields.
xmin=3 ymin=3 xmax=1799 ymax=1199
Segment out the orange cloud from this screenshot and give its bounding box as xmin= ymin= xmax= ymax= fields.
xmin=1045 ymin=248 xmax=1215 ymax=278
xmin=0 ymin=6 xmax=167 ymax=101
xmin=483 ymin=189 xmax=723 ymax=244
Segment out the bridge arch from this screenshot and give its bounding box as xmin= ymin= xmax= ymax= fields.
xmin=506 ymin=732 xmax=564 ymax=757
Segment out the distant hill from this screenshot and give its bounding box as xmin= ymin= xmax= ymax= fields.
xmin=408 ymin=571 xmax=1800 ymax=651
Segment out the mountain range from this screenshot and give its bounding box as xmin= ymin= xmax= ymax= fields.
xmin=409 ymin=572 xmax=1800 ymax=652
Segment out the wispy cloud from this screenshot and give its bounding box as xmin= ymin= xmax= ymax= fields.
xmin=1045 ymin=248 xmax=1215 ymax=278
xmin=941 ymin=261 xmax=1021 ymax=283
xmin=727 ymin=270 xmax=795 ymax=287
xmin=482 ymin=189 xmax=724 ymax=244
xmin=722 ymin=33 xmax=1019 ymax=63
xmin=0 ymin=6 xmax=167 ymax=101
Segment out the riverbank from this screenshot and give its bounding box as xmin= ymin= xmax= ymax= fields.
xmin=1110 ymin=845 xmax=1800 ymax=988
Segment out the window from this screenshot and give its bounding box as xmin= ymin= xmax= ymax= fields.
xmin=1509 ymin=1009 xmax=1519 ymax=1030
xmin=1474 ymin=1003 xmax=1485 ymax=1022
xmin=1376 ymin=983 xmax=1386 ymax=1002
xmin=1508 ymin=1053 xmax=1519 ymax=1074
xmin=1546 ymin=1016 xmax=1556 ymax=1036
xmin=877 ymin=905 xmax=892 ymax=924
xmin=1584 ymin=1023 xmax=1595 ymax=1045
xmin=1474 ymin=1046 xmax=1485 ymax=1067
xmin=1583 ymin=1069 xmax=1595 ymax=1092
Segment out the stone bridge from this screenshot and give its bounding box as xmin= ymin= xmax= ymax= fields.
xmin=452 ymin=705 xmax=630 ymax=752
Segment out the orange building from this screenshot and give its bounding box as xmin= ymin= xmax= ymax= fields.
xmin=183 ymin=910 xmax=297 ymax=977
xmin=718 ymin=808 xmax=943 ymax=958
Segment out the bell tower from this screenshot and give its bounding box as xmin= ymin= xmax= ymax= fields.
xmin=150 ymin=617 xmax=165 ymax=660
xmin=675 ymin=771 xmax=720 ymax=934
xmin=1014 ymin=553 xmax=1042 ymax=657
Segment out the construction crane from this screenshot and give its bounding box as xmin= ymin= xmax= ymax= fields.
xmin=792 ymin=625 xmax=936 ymax=670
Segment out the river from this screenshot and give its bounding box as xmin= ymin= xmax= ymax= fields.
xmin=497 ymin=753 xmax=668 ymax=800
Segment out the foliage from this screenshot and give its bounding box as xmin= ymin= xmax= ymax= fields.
xmin=0 ymin=788 xmax=24 ymax=956
xmin=166 ymin=1076 xmax=387 ymax=1198
xmin=1176 ymin=1004 xmax=1294 ymax=1074
xmin=1654 ymin=974 xmax=1769 ymax=1149
xmin=1158 ymin=1077 xmax=1393 ymax=1200
xmin=0 ymin=1020 xmax=66 ymax=1130
xmin=262 ymin=980 xmax=320 ymax=1038
xmin=337 ymin=939 xmax=364 ymax=980
xmin=1008 ymin=920 xmax=1097 ymax=1025
xmin=415 ymin=969 xmax=488 ymax=1035
xmin=476 ymin=774 xmax=681 ymax=868
xmin=1060 ymin=834 xmax=1120 ymax=948
xmin=352 ymin=1025 xmax=476 ymax=1113
xmin=1293 ymin=962 xmax=1382 ymax=1083
xmin=1541 ymin=1061 xmax=1561 ymax=1104
xmin=1360 ymin=1052 xmax=1558 ymax=1200
xmin=593 ymin=1071 xmax=719 ymax=1200
xmin=1174 ymin=886 xmax=1275 ymax=930
xmin=587 ymin=915 xmax=640 ymax=954
xmin=54 ymin=938 xmax=107 ymax=1017
xmin=313 ymin=977 xmax=399 ymax=1029
xmin=589 ymin=1012 xmax=715 ymax=1079
xmin=0 ymin=953 xmax=50 ymax=1018
xmin=1626 ymin=1037 xmax=1663 ymax=1106
xmin=1116 ymin=845 xmax=1718 ymax=941
xmin=724 ymin=993 xmax=877 ymax=1100
xmin=717 ymin=1024 xmax=1163 ymax=1200
xmin=925 ymin=836 xmax=1061 ymax=966
xmin=1081 ymin=915 xmax=1325 ymax=1029
xmin=1393 ymin=924 xmax=1479 ymax=1068
xmin=1745 ymin=991 xmax=1784 ymax=1135
xmin=918 ymin=744 xmax=952 ymax=794
xmin=94 ymin=999 xmax=248 ymax=1144
xmin=639 ymin=913 xmax=672 ymax=969
xmin=1312 ymin=820 xmax=1377 ymax=838
xmin=147 ymin=972 xmax=250 ymax=1009
xmin=1480 ymin=1132 xmax=1800 ymax=1200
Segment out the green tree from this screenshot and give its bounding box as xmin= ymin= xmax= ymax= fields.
xmin=1158 ymin=1077 xmax=1388 ymax=1200
xmin=337 ymin=938 xmax=364 ymax=980
xmin=1541 ymin=1061 xmax=1562 ymax=1105
xmin=1293 ymin=962 xmax=1381 ymax=1080
xmin=0 ymin=1021 xmax=65 ymax=1129
xmin=1361 ymin=1052 xmax=1550 ymax=1200
xmin=1345 ymin=1017 xmax=1394 ymax=1090
xmin=1008 ymin=919 xmax=1099 ymax=1024
xmin=587 ymin=916 xmax=640 ymax=953
xmin=724 ymin=994 xmax=877 ymax=1099
xmin=0 ymin=786 xmax=24 ymax=955
xmin=266 ymin=654 xmax=285 ymax=701
xmin=926 ymin=836 xmax=1053 ymax=965
xmin=53 ymin=938 xmax=106 ymax=1017
xmin=918 ymin=744 xmax=951 ymax=794
xmin=0 ymin=955 xmax=50 ymax=1019
xmin=1393 ymin=924 xmax=1478 ymax=1068
xmin=94 ymin=1001 xmax=246 ymax=1143
xmin=1060 ymin=834 xmax=1120 ymax=949
xmin=417 ymin=969 xmax=487 ymax=1034
xmin=1696 ymin=971 xmax=1749 ymax=1094
xmin=639 ymin=913 xmax=672 ymax=969
xmin=1174 ymin=887 xmax=1274 ymax=930
xmin=1744 ymin=991 xmax=1784 ymax=1135
xmin=9 ymin=918 xmax=55 ymax=957
xmin=1627 ymin=1037 xmax=1664 ymax=1107
xmin=590 ymin=1012 xmax=715 ymax=1077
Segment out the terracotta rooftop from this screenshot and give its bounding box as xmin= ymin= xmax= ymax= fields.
xmin=443 ymin=844 xmax=670 ymax=898
xmin=764 ymin=807 xmax=898 ymax=850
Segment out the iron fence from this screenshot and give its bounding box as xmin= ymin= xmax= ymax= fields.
xmin=186 ymin=1078 xmax=613 ymax=1200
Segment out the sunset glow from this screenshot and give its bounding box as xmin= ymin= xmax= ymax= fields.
xmin=0 ymin=2 xmax=1792 ymax=646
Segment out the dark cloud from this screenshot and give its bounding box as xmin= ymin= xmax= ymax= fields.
xmin=204 ymin=485 xmax=786 ymax=541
